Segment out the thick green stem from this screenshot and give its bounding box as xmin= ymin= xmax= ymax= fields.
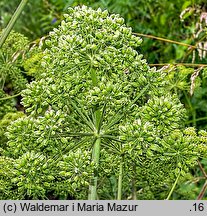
xmin=117 ymin=157 xmax=123 ymax=200
xmin=88 ymin=137 xmax=101 ymax=200
xmin=90 ymin=68 xmax=98 ymax=86
xmin=166 ymin=169 xmax=181 ymax=200
xmin=0 ymin=0 xmax=29 ymax=48
xmin=132 ymin=164 xmax=137 ymax=200
xmin=95 ymin=110 xmax=101 ymax=132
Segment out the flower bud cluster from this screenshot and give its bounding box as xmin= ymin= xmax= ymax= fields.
xmin=22 ymin=5 xmax=152 ymax=114
xmin=141 ymin=94 xmax=187 ymax=133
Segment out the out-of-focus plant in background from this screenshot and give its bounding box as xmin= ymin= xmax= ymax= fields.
xmin=1 ymin=0 xmax=207 ymax=199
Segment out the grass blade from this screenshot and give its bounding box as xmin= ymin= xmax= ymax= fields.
xmin=0 ymin=0 xmax=29 ymax=48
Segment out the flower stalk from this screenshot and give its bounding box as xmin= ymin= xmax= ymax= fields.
xmin=117 ymin=157 xmax=123 ymax=200
xmin=166 ymin=169 xmax=181 ymax=200
xmin=88 ymin=137 xmax=101 ymax=200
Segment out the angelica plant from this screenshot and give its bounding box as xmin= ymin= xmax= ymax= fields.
xmin=2 ymin=6 xmax=207 ymax=200
xmin=0 ymin=30 xmax=29 ymax=94
xmin=0 ymin=31 xmax=30 ymax=151
xmin=0 ymin=30 xmax=30 ymax=126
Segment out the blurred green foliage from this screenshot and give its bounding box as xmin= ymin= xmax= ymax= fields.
xmin=1 ymin=0 xmax=207 ymax=63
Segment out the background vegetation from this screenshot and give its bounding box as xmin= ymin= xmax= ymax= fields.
xmin=1 ymin=0 xmax=207 ymax=199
